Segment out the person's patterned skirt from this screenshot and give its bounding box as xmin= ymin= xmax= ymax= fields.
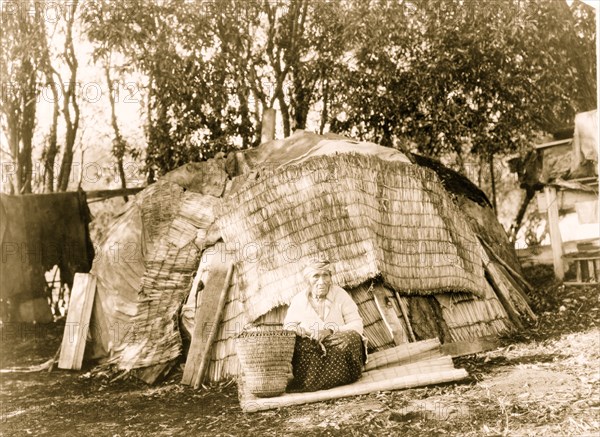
xmin=287 ymin=331 xmax=365 ymax=392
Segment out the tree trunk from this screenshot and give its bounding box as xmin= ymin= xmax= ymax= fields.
xmin=488 ymin=152 xmax=497 ymax=215
xmin=292 ymin=74 xmax=312 ymax=131
xmin=260 ymin=108 xmax=276 ymax=143
xmin=44 ymin=95 xmax=60 ymax=193
xmin=145 ymin=74 xmax=156 ymax=184
xmin=18 ymin=58 xmax=36 ymax=194
xmin=40 ymin=70 xmax=60 ymax=193
xmin=105 ymin=63 xmax=129 ymax=202
xmin=57 ymin=2 xmax=80 ymax=192
xmin=478 ymin=154 xmax=484 ymax=188
xmin=509 ymin=187 xmax=536 ymax=243
xmin=38 ymin=8 xmax=59 ymax=193
xmin=278 ymin=92 xmax=291 ymax=137
xmin=319 ymin=79 xmax=329 ymax=135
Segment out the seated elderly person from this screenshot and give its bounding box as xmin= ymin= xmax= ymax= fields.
xmin=284 ymin=260 xmax=366 ymax=392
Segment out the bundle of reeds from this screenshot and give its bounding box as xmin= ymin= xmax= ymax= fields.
xmin=206 ymin=266 xmax=247 ymax=382
xmin=349 ymin=284 xmax=396 ymax=351
xmin=434 ymin=281 xmax=512 ymax=343
xmin=360 ymin=356 xmax=456 ymax=383
xmin=138 ymin=181 xmax=185 ymax=240
xmin=118 ymin=236 xmax=199 ymax=370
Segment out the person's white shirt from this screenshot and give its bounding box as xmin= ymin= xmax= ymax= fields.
xmin=283 ymin=285 xmax=364 ymax=338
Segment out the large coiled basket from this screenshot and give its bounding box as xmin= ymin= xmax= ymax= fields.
xmin=235 ymin=328 xmax=296 ymax=397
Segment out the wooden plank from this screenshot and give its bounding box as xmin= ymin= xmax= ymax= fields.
xmin=58 ymin=273 xmax=97 ymax=370
xmin=566 ymin=255 xmax=600 ymax=261
xmin=494 ymin=264 xmax=536 ymax=320
xmin=533 ymin=138 xmax=572 ymax=150
xmin=440 ymin=336 xmax=499 ymax=357
xmin=495 ymin=260 xmax=536 ymax=322
xmin=372 ymin=288 xmax=407 ymax=346
xmin=517 ymin=239 xmax=599 ymax=267
xmin=484 ymin=261 xmax=524 ymax=330
xmin=479 ymin=238 xmax=533 ymax=295
xmin=544 ymin=186 xmax=565 ymax=279
xmin=192 ymin=263 xmax=232 ymax=389
xmin=240 ymin=368 xmax=469 ymax=412
xmin=181 ymin=258 xmax=232 ymax=387
xmin=571 ymin=176 xmax=599 ymax=184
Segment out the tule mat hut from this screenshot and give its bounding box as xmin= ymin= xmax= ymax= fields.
xmin=87 ymin=131 xmax=535 ymax=387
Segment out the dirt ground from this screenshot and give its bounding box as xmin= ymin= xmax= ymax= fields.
xmin=1 ymin=266 xmax=598 ymax=437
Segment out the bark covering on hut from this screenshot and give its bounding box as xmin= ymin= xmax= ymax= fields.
xmin=90 ymin=164 xmax=226 ymax=370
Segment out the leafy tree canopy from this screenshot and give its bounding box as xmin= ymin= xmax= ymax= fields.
xmin=13 ymin=0 xmax=597 ymax=181
xmin=329 ymin=0 xmax=596 ymax=167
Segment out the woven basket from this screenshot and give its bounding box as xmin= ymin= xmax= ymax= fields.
xmin=235 ymin=329 xmax=296 ymax=397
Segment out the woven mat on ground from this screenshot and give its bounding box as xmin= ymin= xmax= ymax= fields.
xmin=218 ymin=153 xmax=487 ymax=321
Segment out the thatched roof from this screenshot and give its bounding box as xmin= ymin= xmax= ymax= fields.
xmin=218 ymin=153 xmax=488 ymax=321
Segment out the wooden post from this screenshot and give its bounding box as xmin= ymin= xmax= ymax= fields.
xmin=86 ymin=187 xmax=145 ymax=201
xmin=260 ymin=108 xmax=276 ymax=143
xmin=544 ymin=186 xmax=564 ymax=280
xmin=394 ymin=293 xmax=417 ymax=342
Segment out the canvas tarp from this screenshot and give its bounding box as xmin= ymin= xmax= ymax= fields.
xmin=572 ymin=110 xmax=598 ymax=173
xmin=0 ymin=191 xmax=94 ymax=321
xmin=243 ymin=130 xmax=411 ymax=169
